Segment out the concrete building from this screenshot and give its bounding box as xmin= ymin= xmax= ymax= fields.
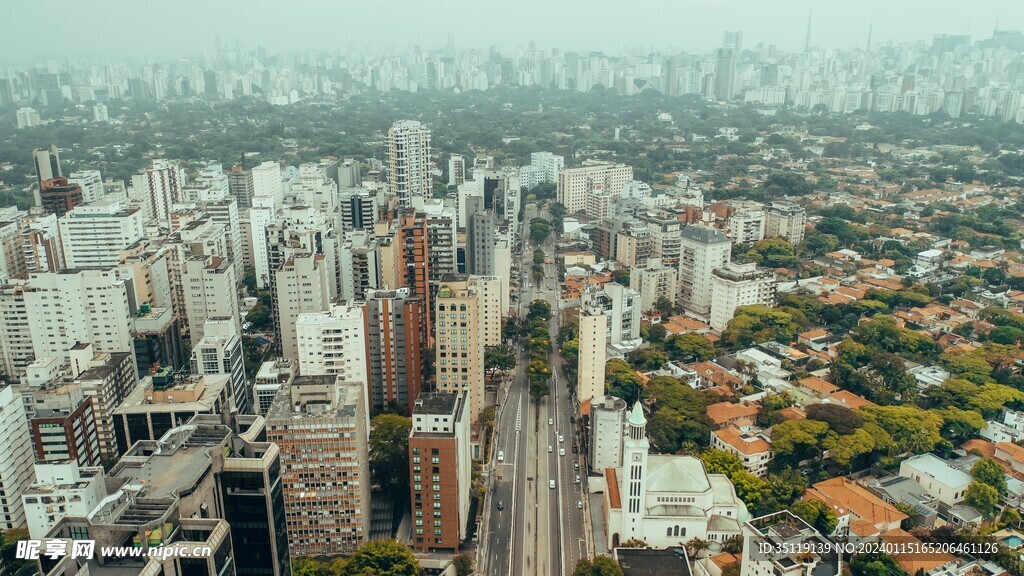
xmin=23 ymin=269 xmax=134 ymax=367
xmin=898 ymin=454 xmax=972 ymax=507
xmin=41 ymin=417 xmax=290 ymax=576
xmin=726 ymin=203 xmax=766 ymax=244
xmin=191 ymin=317 xmax=249 ymax=414
xmin=557 ymin=161 xmax=633 ymax=214
xmin=33 ymin=146 xmax=62 ymax=193
xmin=710 ymin=426 xmax=773 ymax=477
xmin=434 ymin=277 xmax=486 ymax=423
xmin=363 ymin=288 xmax=428 ymax=414
xmin=22 ymin=460 xmax=107 ymax=539
xmin=578 ymin=307 xmax=608 ymax=405
xmin=296 ymin=304 xmax=370 ymax=398
xmin=27 ymin=383 xmax=102 ymax=467
xmin=182 ymin=255 xmax=239 ymax=342
xmin=465 ymin=196 xmax=496 ymax=276
xmin=714 ymin=49 xmax=737 ymax=101
xmin=408 ymin=392 xmax=472 ymax=552
xmin=0 ymin=384 xmax=35 ymax=530
xmin=58 ymin=200 xmax=144 ymax=269
xmin=604 ymin=403 xmax=748 ymax=549
xmin=253 ymin=358 xmax=293 ymax=416
xmin=589 ymin=395 xmax=626 ymax=472
xmin=581 ymin=282 xmax=641 ymax=346
xmin=274 ymin=252 xmax=330 ymax=360
xmin=739 ymin=511 xmax=840 ymax=576
xmin=448 ymin=153 xmax=466 ymax=186
xmin=228 ymin=166 xmax=254 ymax=209
xmin=0 ymin=218 xmax=27 ymax=284
xmin=764 ymin=201 xmax=807 ymax=246
xmin=39 ymin=178 xmax=84 ymax=218
xmin=132 ymin=304 xmax=186 ymax=379
xmin=251 ymin=160 xmax=284 ymax=205
xmin=678 ymin=226 xmax=731 ymax=318
xmin=630 ymin=258 xmax=678 ymax=314
xmin=138 ymin=159 xmax=184 ymax=223
xmin=709 ymin=263 xmax=778 ymax=332
xmin=67 ymin=170 xmax=104 ymax=203
xmin=388 ymin=120 xmax=432 ymax=207
xmin=266 ymin=377 xmax=370 ymax=556
xmin=17 ymin=107 xmax=40 ymax=129
xmin=21 ymin=213 xmax=64 ymax=273
xmin=339 ymin=188 xmax=378 ymax=231
xmin=71 ymin=350 xmax=137 ymax=464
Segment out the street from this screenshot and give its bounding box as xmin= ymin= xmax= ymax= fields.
xmin=480 ymin=227 xmax=589 ymax=576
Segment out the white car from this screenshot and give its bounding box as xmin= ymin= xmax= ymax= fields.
xmin=549 ymin=480 xmax=556 ymax=489
xmin=548 ymin=418 xmax=553 ymax=425
xmin=576 ymin=500 xmax=583 ymax=509
xmin=558 ymin=434 xmax=564 ymax=444
xmin=497 ymin=450 xmax=504 ymax=462
xmin=548 ymin=445 xmax=553 ymax=453
xmin=559 ymin=448 xmax=565 ymax=456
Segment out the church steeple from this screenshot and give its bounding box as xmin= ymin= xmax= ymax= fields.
xmin=622 ymin=402 xmax=649 ymax=538
xmin=628 ymin=401 xmax=647 ymax=441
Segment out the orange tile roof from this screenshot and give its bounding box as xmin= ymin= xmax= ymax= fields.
xmin=798 ymin=376 xmax=840 ymax=396
xmin=799 ymin=328 xmax=830 ymax=340
xmin=778 ymin=407 xmax=807 ymax=421
xmin=850 ymin=519 xmax=878 ymax=537
xmin=996 ymin=442 xmax=1024 ymax=464
xmin=880 ymin=529 xmax=956 ymax=575
xmin=713 ymin=427 xmax=772 ymax=455
xmin=706 ymin=402 xmax=759 ymax=426
xmin=710 ymin=553 xmax=740 ymax=569
xmin=605 ymin=468 xmax=621 ymax=510
xmin=827 ymin=390 xmax=877 ymax=409
xmin=806 ymin=477 xmax=907 ymax=528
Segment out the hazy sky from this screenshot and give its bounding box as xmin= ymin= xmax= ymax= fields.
xmin=1 ymin=0 xmax=1020 ymax=62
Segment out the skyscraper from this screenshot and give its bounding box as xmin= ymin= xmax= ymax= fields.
xmin=678 ymin=226 xmax=731 ymax=318
xmin=32 ymin=146 xmax=61 ymax=206
xmin=362 ymin=288 xmax=428 ymax=414
xmin=388 ymin=120 xmax=432 ymax=207
xmin=714 ymin=48 xmax=737 ymax=101
xmin=434 ymin=276 xmax=486 ymax=422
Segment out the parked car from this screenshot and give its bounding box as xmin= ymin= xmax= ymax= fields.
xmin=497 ymin=500 xmax=504 ymax=510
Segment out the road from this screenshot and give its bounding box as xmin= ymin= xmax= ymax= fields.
xmin=480 ymin=222 xmax=589 ymax=576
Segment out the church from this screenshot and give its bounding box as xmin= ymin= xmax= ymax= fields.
xmin=603 ymin=403 xmax=751 ymax=549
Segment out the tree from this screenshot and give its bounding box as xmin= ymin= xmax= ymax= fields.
xmin=791 ymin=499 xmax=839 ymax=535
xmin=700 ymin=449 xmax=745 ymax=476
xmin=345 ymin=539 xmax=420 ymax=576
xmin=664 ymin=333 xmax=715 ymax=362
xmin=849 ymin=552 xmax=903 ymax=576
xmin=611 ymin=268 xmax=630 ymax=286
xmin=721 ymin=305 xmax=800 ymax=350
xmin=606 ymin=359 xmax=644 ymax=403
xmin=528 ymin=300 xmax=551 ymax=321
xmin=860 ymin=406 xmax=943 ymax=454
xmin=485 ymin=345 xmax=516 ymax=380
xmin=965 ymin=481 xmax=1000 ymax=520
xmin=771 ymin=419 xmax=830 ymax=466
xmin=739 ymin=237 xmax=800 ymax=269
xmin=452 ymin=553 xmax=475 ymax=576
xmin=530 ymin=218 xmax=553 ymax=245
xmin=805 ymin=403 xmax=863 ymax=435
xmin=972 ymin=457 xmax=1008 ymax=495
xmin=572 ymin=555 xmax=624 ymax=576
xmin=626 ymin=347 xmax=668 ymax=370
xmin=369 ymin=415 xmax=412 ymax=500
xmin=655 ymin=296 xmax=676 ymax=318
xmin=822 ymin=428 xmax=878 ymax=469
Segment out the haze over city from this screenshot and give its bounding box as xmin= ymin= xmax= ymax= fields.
xmin=0 ymin=0 xmax=1020 ymax=61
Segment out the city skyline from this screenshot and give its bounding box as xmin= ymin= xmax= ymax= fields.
xmin=0 ymin=0 xmax=1019 ymax=63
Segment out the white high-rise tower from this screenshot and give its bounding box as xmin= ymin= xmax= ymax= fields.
xmin=387 ymin=120 xmax=432 ymax=207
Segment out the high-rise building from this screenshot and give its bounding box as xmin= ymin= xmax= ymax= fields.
xmin=448 ymin=153 xmax=466 ymax=186
xmin=388 ymin=120 xmax=432 ymax=207
xmin=338 ymin=158 xmax=361 ymax=188
xmin=17 ymin=107 xmax=41 ymax=129
xmin=339 ymin=188 xmax=378 ymax=231
xmin=22 ymin=461 xmax=107 ymax=539
xmin=92 ymin=103 xmax=108 ymax=122
xmin=629 ymin=258 xmax=678 ymax=314
xmin=397 ymin=211 xmax=433 ymax=333
xmin=229 ymin=166 xmax=254 ymax=209
xmin=0 ymin=384 xmax=35 ymax=530
xmin=422 ymin=202 xmax=458 ymax=281
xmin=266 ymin=377 xmax=370 ymax=556
xmin=39 ymin=177 xmax=84 ymax=218
xmin=252 ymin=161 xmax=283 ymax=205
xmin=295 ymin=303 xmax=370 ymax=389
xmin=465 ymin=196 xmax=496 ymax=276
xmin=26 ymin=381 xmax=102 ymax=466
xmin=140 ymin=159 xmax=184 ymax=223
xmin=408 ymin=392 xmax=472 ymax=552
xmin=678 ymin=226 xmax=731 ymax=318
xmin=714 ymin=48 xmax=738 ymax=101
xmin=21 ymin=213 xmax=64 ymax=273
xmin=764 ymin=201 xmax=807 ymax=246
xmin=581 ymin=282 xmax=641 ymax=346
xmin=191 ymin=317 xmax=249 ymax=414
xmin=32 ymin=146 xmax=62 ymax=199
xmin=709 ymin=262 xmax=778 ymax=332
xmin=58 ymin=199 xmax=144 ymax=269
xmin=434 ymin=276 xmax=486 ymax=422
xmin=274 ymin=252 xmax=329 ymax=360
xmin=362 ymin=288 xmax=428 ymax=414
xmin=23 ymin=269 xmax=134 ymax=367
xmin=589 ymin=395 xmax=626 ymax=473
xmin=578 ymin=306 xmax=608 ymax=405
xmin=67 ymin=169 xmax=104 ymax=203
xmin=0 ymin=219 xmax=27 ymax=284
xmin=71 ymin=349 xmax=137 ymax=464
xmin=556 ymin=161 xmax=633 ymax=214
xmin=182 ymin=255 xmax=239 ymax=342
xmin=0 ymin=283 xmax=33 ymax=383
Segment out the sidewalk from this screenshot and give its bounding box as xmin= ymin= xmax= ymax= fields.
xmin=589 ymin=493 xmax=608 ymax=555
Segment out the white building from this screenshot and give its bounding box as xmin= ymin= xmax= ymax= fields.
xmin=556 ymin=161 xmax=633 ymax=214
xmin=726 ymin=203 xmax=766 ymax=244
xmin=191 ymin=317 xmax=248 ymax=414
xmin=678 ymin=226 xmax=732 ymax=319
xmin=67 ymin=170 xmax=105 ymax=203
xmin=296 ymin=303 xmax=369 ymax=387
xmin=0 ymin=385 xmax=35 ymax=530
xmin=604 ymin=403 xmax=748 ymax=549
xmin=448 ymin=154 xmax=466 ymax=186
xmin=58 ymin=200 xmax=144 ymax=269
xmin=739 ymin=512 xmax=840 ymax=576
xmin=710 ymin=426 xmax=773 ymax=477
xmin=22 ymin=460 xmax=107 ymax=538
xmin=249 ymin=195 xmax=277 ymax=288
xmin=23 ymin=269 xmax=134 ymax=367
xmin=630 ymin=258 xmax=678 ymax=314
xmin=17 ymin=107 xmax=41 ymax=129
xmin=92 ymin=103 xmax=108 ymax=123
xmin=581 ymin=282 xmax=642 ymax=346
xmin=590 ymin=395 xmax=626 ymax=472
xmin=764 ymin=202 xmax=807 ymax=246
xmin=251 ymin=161 xmax=284 ymax=206
xmin=709 ymin=262 xmax=778 ymax=332
xmin=898 ymin=454 xmax=972 ymax=507
xmin=136 ymin=159 xmax=184 ymax=224
xmin=388 ymin=120 xmax=432 ymax=207
xmin=578 ymin=307 xmax=608 ymax=405
xmin=275 ymin=253 xmax=330 ymax=361
xmin=182 ymin=255 xmax=239 ymax=343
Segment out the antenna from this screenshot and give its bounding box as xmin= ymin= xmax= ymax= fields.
xmin=805 ymin=10 xmax=813 ymax=52
xmin=867 ymin=21 xmax=873 ymax=52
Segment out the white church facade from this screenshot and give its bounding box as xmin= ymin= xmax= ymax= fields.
xmin=602 ymin=402 xmax=750 ymax=549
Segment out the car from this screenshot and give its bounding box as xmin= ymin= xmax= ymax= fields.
xmin=559 ymin=448 xmax=565 ymax=456
xmin=497 ymin=450 xmax=504 ymax=462
xmin=576 ymin=500 xmax=583 ymax=509
xmin=549 ymin=480 xmax=555 ymax=489
xmin=573 ymin=462 xmax=579 ymax=471
xmin=548 ymin=418 xmax=553 ymax=425
xmin=575 ymin=475 xmax=581 ymax=484
xmin=497 ymin=500 xmax=504 ymax=510
xmin=558 ymin=434 xmax=564 ymax=443
xmin=548 ymin=445 xmax=553 ymax=453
